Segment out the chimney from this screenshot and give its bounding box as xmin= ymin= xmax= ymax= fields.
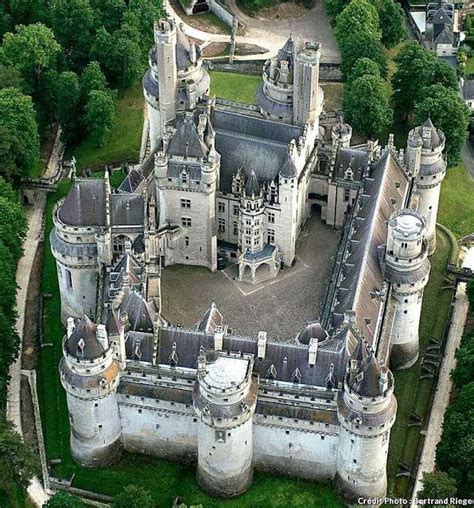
xmin=197 ymin=353 xmax=207 ymax=378
xmin=96 ymin=324 xmax=109 ymax=350
xmin=379 ymin=366 xmax=389 ymax=394
xmin=67 ymin=317 xmax=75 ymax=338
xmin=257 ymin=331 xmax=267 ymax=359
xmin=308 ymin=338 xmax=318 ymax=366
xmin=214 ymin=326 xmax=224 ymax=351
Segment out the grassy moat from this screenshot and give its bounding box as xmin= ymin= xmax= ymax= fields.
xmin=33 ymin=72 xmax=473 ymax=505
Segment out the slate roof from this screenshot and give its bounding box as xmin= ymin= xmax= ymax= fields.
xmin=212 ymin=110 xmax=302 ymax=192
xmin=110 ymin=194 xmax=144 ymax=226
xmin=196 ymin=301 xmax=224 ymax=334
xmin=333 ymin=148 xmax=369 ymax=181
xmin=255 ymin=84 xmax=293 ymax=118
xmin=58 ymin=179 xmax=106 ymax=226
xmin=244 ymin=169 xmax=261 ymax=197
xmin=167 ymin=114 xmax=208 ymax=159
xmin=347 ymin=346 xmax=384 ymax=398
xmin=125 ymin=331 xmax=156 ymax=363
xmin=156 ymin=327 xmax=346 ymax=387
xmin=143 ymin=69 xmax=159 ymax=97
xmin=330 ymin=152 xmax=409 ymax=343
xmin=120 ymin=290 xmax=154 ymax=333
xmin=65 ymin=315 xmax=105 ymax=360
xmin=279 ymin=154 xmax=297 ymax=178
xmin=462 ymin=79 xmax=474 ymax=101
xmin=297 ymin=322 xmax=329 ymax=345
xmin=434 ymin=23 xmax=453 ymax=44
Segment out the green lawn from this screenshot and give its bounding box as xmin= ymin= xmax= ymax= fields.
xmin=321 ymin=83 xmax=344 ymax=112
xmin=209 ymin=71 xmax=261 ymax=104
xmin=465 ymin=57 xmax=474 ymax=76
xmin=439 ymin=163 xmax=474 ymax=238
xmin=72 ymin=83 xmax=144 ymax=170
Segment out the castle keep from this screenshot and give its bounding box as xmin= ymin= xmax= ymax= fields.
xmin=53 ymin=18 xmax=447 ymax=503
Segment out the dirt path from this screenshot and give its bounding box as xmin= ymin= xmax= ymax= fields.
xmin=165 ymin=0 xmax=341 ymax=63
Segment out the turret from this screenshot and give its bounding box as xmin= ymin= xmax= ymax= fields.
xmin=193 ymin=351 xmax=258 ymax=497
xmin=331 ymin=117 xmax=352 ymax=149
xmin=59 ymin=315 xmax=123 ymax=466
xmin=239 ymin=170 xmax=265 ymax=255
xmin=406 ymin=118 xmax=446 ymax=254
xmin=383 ymin=209 xmax=430 ymax=369
xmin=335 ymin=340 xmax=397 ymax=503
xmin=293 ymin=41 xmax=324 ymax=128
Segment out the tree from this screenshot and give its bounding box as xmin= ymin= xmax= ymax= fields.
xmin=84 ymin=90 xmax=116 ymax=146
xmin=436 ymin=382 xmax=474 ymax=496
xmin=325 ymin=0 xmax=351 ymax=18
xmin=467 ymin=278 xmax=474 ymax=308
xmin=0 ymin=127 xmax=23 ymax=182
xmin=0 ymin=65 xmax=25 ymax=91
xmin=343 ymin=74 xmax=392 ymax=137
xmin=80 ymin=61 xmax=108 ymax=102
xmin=127 ymin=0 xmax=164 ymax=47
xmin=0 ymin=4 xmax=12 ymax=40
xmin=0 ymin=182 xmax=28 ymax=260
xmin=335 ymin=0 xmax=380 ymax=41
xmin=7 ymin=0 xmax=47 ymax=25
xmin=50 ymin=0 xmax=96 ymax=68
xmin=431 ymin=59 xmax=459 ymax=92
xmin=414 ymin=84 xmax=470 ymax=166
xmin=375 ymin=0 xmax=406 ymax=48
xmin=44 ymin=491 xmax=86 ymax=508
xmin=0 ymin=87 xmax=40 ymax=180
xmin=56 ymin=71 xmax=81 ymax=142
xmin=349 ymin=57 xmax=381 ymax=81
xmin=2 ymin=23 xmax=61 ymax=87
xmin=0 ymin=419 xmax=39 ymax=494
xmin=90 ymin=0 xmax=126 ymax=32
xmin=419 ymin=471 xmax=457 ymax=501
xmin=451 ymin=330 xmax=474 ymax=388
xmin=340 ymin=30 xmax=387 ymax=79
xmin=112 ymin=485 xmax=155 ymax=508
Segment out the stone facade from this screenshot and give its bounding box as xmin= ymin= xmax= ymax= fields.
xmin=54 ymin=17 xmax=449 ymax=505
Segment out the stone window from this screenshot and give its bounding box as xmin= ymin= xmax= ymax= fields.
xmin=233 ymin=205 xmax=239 ymax=215
xmin=181 ymin=198 xmax=191 ymax=209
xmin=233 ymin=222 xmax=238 ymax=236
xmin=344 ymin=188 xmax=350 ymax=202
xmin=245 ymin=227 xmax=251 ymax=235
xmin=181 ymin=217 xmax=192 ymax=227
xmin=185 ymin=236 xmax=189 ymax=247
xmin=268 ymin=212 xmax=275 ymax=223
xmin=218 ymin=218 xmax=225 ymax=232
xmin=218 ymin=202 xmax=225 ymax=213
xmin=65 ymin=269 xmax=73 ymax=290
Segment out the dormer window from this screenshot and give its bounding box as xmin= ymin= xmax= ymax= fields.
xmin=181 ymin=171 xmax=187 ymax=183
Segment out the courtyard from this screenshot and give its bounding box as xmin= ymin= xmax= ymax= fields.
xmin=160 ymin=212 xmax=341 ymax=338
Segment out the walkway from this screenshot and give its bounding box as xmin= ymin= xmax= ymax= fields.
xmin=5 ymin=134 xmax=63 ymax=505
xmin=410 ymin=245 xmax=473 ymax=506
xmin=165 ymin=0 xmax=341 ymax=63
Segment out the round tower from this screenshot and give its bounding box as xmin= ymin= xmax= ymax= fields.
xmin=51 ymin=179 xmax=105 ymax=324
xmin=331 ymin=117 xmax=352 ymax=149
xmin=406 ymin=118 xmax=446 ymax=254
xmin=335 ymin=341 xmax=397 ymax=503
xmin=384 ymin=209 xmax=430 ymax=369
xmin=193 ymin=351 xmax=258 ymax=498
xmin=59 ymin=315 xmax=123 ymax=467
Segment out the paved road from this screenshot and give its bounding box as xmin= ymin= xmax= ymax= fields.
xmin=165 ymin=0 xmax=341 ymax=63
xmin=410 ymin=244 xmax=473 ymax=506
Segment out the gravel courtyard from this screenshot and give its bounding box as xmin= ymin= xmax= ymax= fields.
xmin=160 ymin=214 xmax=340 ymax=339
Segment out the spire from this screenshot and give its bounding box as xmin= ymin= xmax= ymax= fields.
xmin=244 ymin=169 xmax=261 ymax=198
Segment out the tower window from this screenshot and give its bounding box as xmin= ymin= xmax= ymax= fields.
xmin=185 ymin=236 xmax=189 ymax=247
xmin=267 ymin=229 xmax=275 ymax=244
xmin=66 ymin=269 xmax=73 ymax=290
xmin=233 ymin=222 xmax=238 ymax=236
xmin=218 ymin=202 xmax=225 ymax=213
xmin=181 ymin=217 xmax=192 ymax=227
xmin=180 ymin=199 xmax=191 ymax=209
xmin=233 ymin=205 xmax=239 ymax=215
xmin=268 ymin=212 xmax=275 ymax=223
xmin=344 ymin=189 xmax=350 ymax=202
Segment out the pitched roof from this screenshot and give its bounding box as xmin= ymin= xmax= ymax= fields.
xmin=58 ymin=179 xmax=106 ymax=226
xmin=196 ymin=301 xmax=223 ymax=334
xmin=167 ymin=114 xmax=208 ymax=159
xmin=65 ymin=315 xmax=105 ymax=359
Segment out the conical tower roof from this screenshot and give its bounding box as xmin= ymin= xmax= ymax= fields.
xmin=244 ymin=169 xmax=261 ymax=198
xmin=422 ymin=117 xmax=442 ymax=148
xmin=65 ymin=315 xmax=105 ymax=360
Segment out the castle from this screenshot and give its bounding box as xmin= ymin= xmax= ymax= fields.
xmin=53 ymin=18 xmax=447 ymax=503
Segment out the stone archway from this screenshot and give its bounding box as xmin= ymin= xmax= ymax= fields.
xmin=113 ymin=234 xmax=131 ymax=258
